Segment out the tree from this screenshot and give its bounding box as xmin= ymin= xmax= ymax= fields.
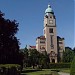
xmin=0 ymin=11 xmax=20 ymax=64
xmin=38 ymin=51 xmax=50 ymax=68
xmin=20 ymin=47 xmax=50 ymax=69
xmin=63 ymin=47 xmax=75 ymax=62
xmin=23 ymin=47 xmax=29 ymax=67
xmin=73 ymin=47 xmax=75 ymax=54
xmin=70 ymin=56 xmax=75 ymax=75
xmin=28 ymin=49 xmax=40 ymax=68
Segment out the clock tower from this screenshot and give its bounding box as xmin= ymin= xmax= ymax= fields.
xmin=43 ymin=4 xmax=58 ymax=63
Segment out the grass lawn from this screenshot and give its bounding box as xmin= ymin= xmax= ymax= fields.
xmin=50 ymin=68 xmax=70 ymax=73
xmin=60 ymin=68 xmax=70 ymax=73
xmin=21 ymin=68 xmax=70 ymax=75
xmin=21 ymin=69 xmax=59 ymax=75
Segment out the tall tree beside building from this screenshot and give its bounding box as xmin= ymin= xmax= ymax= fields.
xmin=28 ymin=49 xmax=40 ymax=68
xmin=63 ymin=47 xmax=75 ymax=62
xmin=0 ymin=11 xmax=20 ymax=64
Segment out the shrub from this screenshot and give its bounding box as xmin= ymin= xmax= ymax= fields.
xmin=0 ymin=64 xmax=21 ymax=75
xmin=41 ymin=63 xmax=50 ymax=69
xmin=49 ymin=63 xmax=71 ymax=69
xmin=70 ymin=57 xmax=75 ymax=75
xmin=37 ymin=63 xmax=71 ymax=69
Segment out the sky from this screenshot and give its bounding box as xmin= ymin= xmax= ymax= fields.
xmin=0 ymin=0 xmax=74 ymax=49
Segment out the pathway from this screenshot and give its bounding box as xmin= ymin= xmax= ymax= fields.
xmin=58 ymin=72 xmax=70 ymax=75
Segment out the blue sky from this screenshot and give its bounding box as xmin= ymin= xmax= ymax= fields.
xmin=0 ymin=0 xmax=74 ymax=49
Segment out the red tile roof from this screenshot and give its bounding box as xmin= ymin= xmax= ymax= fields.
xmin=29 ymin=46 xmax=36 ymax=49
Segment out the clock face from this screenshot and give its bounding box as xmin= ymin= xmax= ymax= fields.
xmin=49 ymin=20 xmax=53 ymax=24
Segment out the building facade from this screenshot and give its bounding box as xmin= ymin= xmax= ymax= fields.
xmin=29 ymin=4 xmax=65 ymax=63
xmin=36 ymin=4 xmax=65 ymax=63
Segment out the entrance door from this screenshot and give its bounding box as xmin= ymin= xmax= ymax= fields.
xmin=52 ymin=59 xmax=55 ymax=63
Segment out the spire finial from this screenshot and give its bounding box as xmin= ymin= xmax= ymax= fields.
xmin=48 ymin=4 xmax=51 ymax=8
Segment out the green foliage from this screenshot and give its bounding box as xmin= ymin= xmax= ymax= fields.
xmin=70 ymin=57 xmax=75 ymax=75
xmin=28 ymin=49 xmax=40 ymax=68
xmin=0 ymin=64 xmax=20 ymax=68
xmin=22 ymin=47 xmax=75 ymax=69
xmin=38 ymin=51 xmax=50 ymax=69
xmin=63 ymin=47 xmax=75 ymax=62
xmin=0 ymin=11 xmax=21 ymax=64
xmin=49 ymin=63 xmax=71 ymax=69
xmin=0 ymin=64 xmax=21 ymax=75
xmin=28 ymin=50 xmax=50 ymax=69
xmin=23 ymin=47 xmax=29 ymax=67
xmin=21 ymin=48 xmax=50 ymax=69
xmin=73 ymin=47 xmax=75 ymax=53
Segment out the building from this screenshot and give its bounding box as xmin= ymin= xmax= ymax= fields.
xmin=29 ymin=45 xmax=36 ymax=50
xmin=30 ymin=4 xmax=65 ymax=63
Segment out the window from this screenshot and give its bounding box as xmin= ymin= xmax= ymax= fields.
xmin=59 ymin=46 xmax=63 ymax=50
xmin=50 ymin=16 xmax=52 ymax=18
xmin=59 ymin=41 xmax=63 ymax=44
xmin=45 ymin=15 xmax=48 ymax=18
xmin=51 ymin=35 xmax=53 ymax=45
xmin=51 ymin=45 xmax=54 ymax=49
xmin=46 ymin=24 xmax=47 ymax=26
xmin=40 ymin=46 xmax=45 ymax=49
xmin=49 ymin=28 xmax=53 ymax=33
xmin=40 ymin=40 xmax=45 ymax=43
xmin=50 ymin=35 xmax=54 ymax=49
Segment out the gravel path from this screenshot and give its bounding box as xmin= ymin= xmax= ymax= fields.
xmin=58 ymin=72 xmax=70 ymax=75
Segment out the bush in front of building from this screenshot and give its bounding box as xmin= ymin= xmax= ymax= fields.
xmin=70 ymin=57 xmax=75 ymax=75
xmin=36 ymin=63 xmax=71 ymax=69
xmin=49 ymin=63 xmax=71 ymax=69
xmin=0 ymin=64 xmax=21 ymax=75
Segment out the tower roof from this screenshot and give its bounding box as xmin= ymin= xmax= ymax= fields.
xmin=45 ymin=4 xmax=54 ymax=14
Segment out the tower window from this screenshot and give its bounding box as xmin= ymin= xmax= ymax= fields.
xmin=40 ymin=41 xmax=45 ymax=43
xmin=51 ymin=45 xmax=54 ymax=49
xmin=59 ymin=41 xmax=63 ymax=44
xmin=50 ymin=16 xmax=52 ymax=18
xmin=49 ymin=28 xmax=53 ymax=33
xmin=50 ymin=35 xmax=54 ymax=49
xmin=45 ymin=15 xmax=48 ymax=18
xmin=46 ymin=24 xmax=47 ymax=26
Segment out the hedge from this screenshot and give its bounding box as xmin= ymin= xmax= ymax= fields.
xmin=49 ymin=63 xmax=71 ymax=69
xmin=0 ymin=64 xmax=20 ymax=68
xmin=0 ymin=64 xmax=21 ymax=75
xmin=39 ymin=63 xmax=71 ymax=69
